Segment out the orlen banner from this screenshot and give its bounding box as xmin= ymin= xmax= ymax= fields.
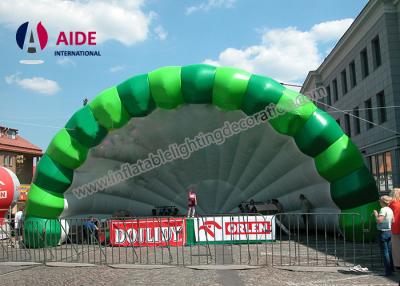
xmin=110 ymin=218 xmax=186 ymax=247
xmin=194 ymin=216 xmax=275 ymax=242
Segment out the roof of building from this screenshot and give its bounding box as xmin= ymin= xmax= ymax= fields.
xmin=0 ymin=133 xmax=42 ymax=156
xmin=300 ymin=71 xmax=319 ymax=94
xmin=301 ymin=0 xmax=383 ymax=91
xmin=316 ymin=0 xmax=376 ymax=73
xmin=0 ymin=126 xmax=17 ymax=131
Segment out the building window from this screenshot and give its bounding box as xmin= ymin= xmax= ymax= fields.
xmin=344 ymin=114 xmax=351 ymax=136
xmin=326 ymin=85 xmax=331 ymax=106
xmin=386 ymin=152 xmax=393 ymax=190
xmin=353 ymin=107 xmax=360 ymax=135
xmin=376 ymin=90 xmax=386 ymax=124
xmin=3 ymin=155 xmax=12 ymax=167
xmin=332 ymin=78 xmax=338 ymax=102
xmin=372 ymin=35 xmax=382 ymax=69
xmin=361 ymin=48 xmax=369 ymax=79
xmin=378 ymin=154 xmax=385 ymax=191
xmin=349 ymin=61 xmax=357 ymax=88
xmin=341 ymin=69 xmax=348 ymax=95
xmin=371 ymin=152 xmax=393 ymax=192
xmin=365 ymin=98 xmax=373 ymax=129
xmin=370 ymin=155 xmax=377 ymax=186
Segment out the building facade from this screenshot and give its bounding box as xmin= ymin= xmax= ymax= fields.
xmin=301 ymin=0 xmax=400 ymax=193
xmin=0 ymin=126 xmax=42 ymax=202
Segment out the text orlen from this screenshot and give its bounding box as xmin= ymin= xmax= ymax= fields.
xmin=225 ymin=221 xmax=272 ymax=235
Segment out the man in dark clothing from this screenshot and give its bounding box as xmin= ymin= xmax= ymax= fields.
xmin=299 ymin=194 xmax=313 ymax=227
xmin=83 ymin=217 xmax=99 ymax=243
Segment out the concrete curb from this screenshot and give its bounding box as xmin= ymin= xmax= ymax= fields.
xmin=275 ymin=266 xmax=356 ymax=272
xmin=46 ymin=262 xmax=96 ymax=267
xmin=186 ymin=265 xmax=262 ymax=270
xmin=109 ymin=264 xmax=176 ymax=269
xmin=0 ymin=262 xmax=42 ymax=266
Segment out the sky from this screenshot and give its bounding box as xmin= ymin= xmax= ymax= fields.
xmin=0 ymin=0 xmax=368 ymax=150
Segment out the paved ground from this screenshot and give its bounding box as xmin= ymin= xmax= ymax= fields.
xmin=0 ymin=232 xmax=389 ymax=285
xmin=2 ymin=240 xmax=381 ymax=267
xmin=0 ymin=264 xmax=399 ymax=286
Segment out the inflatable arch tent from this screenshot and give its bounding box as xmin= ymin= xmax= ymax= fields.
xmin=25 ymin=64 xmax=379 ymax=247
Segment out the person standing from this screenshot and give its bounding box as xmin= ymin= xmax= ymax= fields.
xmin=374 ymin=195 xmax=395 ymax=276
xmin=299 ymin=194 xmax=313 ymax=226
xmin=83 ymin=217 xmax=99 ymax=243
xmin=271 ymin=199 xmax=284 ymax=213
xmin=389 ymin=188 xmax=400 ymax=270
xmin=249 ymin=199 xmax=257 ymax=213
xmin=187 ymin=188 xmax=197 ymax=217
xmin=14 ymin=206 xmax=24 ymax=238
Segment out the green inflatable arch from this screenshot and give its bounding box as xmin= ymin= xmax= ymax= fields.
xmin=25 ymin=64 xmax=379 ymax=247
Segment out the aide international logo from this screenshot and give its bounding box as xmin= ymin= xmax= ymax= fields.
xmin=16 ymin=21 xmax=48 ymax=64
xmin=16 ymin=21 xmax=48 ymax=53
xmin=15 ymin=21 xmax=101 ymax=65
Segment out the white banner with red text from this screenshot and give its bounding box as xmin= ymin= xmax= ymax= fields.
xmin=110 ymin=218 xmax=186 ymax=247
xmin=193 ymin=216 xmax=275 ymax=242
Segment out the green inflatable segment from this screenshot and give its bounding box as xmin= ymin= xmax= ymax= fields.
xmin=148 ymin=66 xmax=183 ymax=109
xmin=65 ymin=105 xmax=108 ymax=148
xmin=339 ymin=201 xmax=380 ymax=241
xmin=24 ymin=217 xmax=62 ymax=248
xmin=269 ymin=89 xmax=317 ymax=136
xmin=212 ymin=67 xmax=251 ymax=110
xmin=331 ymin=166 xmax=379 ymax=209
xmin=181 ymin=64 xmax=216 ymax=104
xmin=33 ymin=154 xmax=73 ymax=194
xmin=315 ymin=135 xmax=364 ymax=182
xmin=47 ymin=128 xmax=89 ymax=170
xmin=294 ymin=109 xmax=344 ymax=157
xmin=117 ymin=73 xmax=156 ymax=117
xmin=242 ymin=74 xmax=285 ymax=115
xmin=89 ymin=87 xmax=131 ymax=130
xmin=25 ymin=184 xmax=64 ymax=219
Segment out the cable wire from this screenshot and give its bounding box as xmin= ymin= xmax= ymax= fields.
xmin=0 ymin=119 xmax=73 ymax=130
xmin=281 ymin=82 xmax=302 ymax=88
xmin=327 ymin=105 xmax=400 ymax=113
xmin=312 ymin=99 xmax=400 ymax=135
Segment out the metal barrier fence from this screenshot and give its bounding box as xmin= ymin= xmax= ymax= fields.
xmin=0 ymin=213 xmax=382 ymax=268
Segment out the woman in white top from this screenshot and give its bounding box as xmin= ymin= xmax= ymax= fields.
xmin=373 ymin=195 xmax=395 ymax=276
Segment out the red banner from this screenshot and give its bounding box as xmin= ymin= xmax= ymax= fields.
xmin=110 ymin=218 xmax=186 ymax=247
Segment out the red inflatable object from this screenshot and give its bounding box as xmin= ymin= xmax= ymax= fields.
xmin=0 ymin=167 xmax=20 ymax=219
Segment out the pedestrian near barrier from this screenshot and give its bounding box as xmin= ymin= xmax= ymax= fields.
xmin=299 ymin=194 xmax=313 ymax=227
xmin=83 ymin=217 xmax=99 ymax=244
xmin=14 ymin=207 xmax=24 ymax=237
xmin=389 ymin=188 xmax=400 ymax=269
xmin=373 ymin=195 xmax=394 ymax=276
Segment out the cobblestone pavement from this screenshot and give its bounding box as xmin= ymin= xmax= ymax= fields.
xmin=0 ymin=265 xmax=399 ymax=286
xmin=2 ymin=241 xmax=381 ymax=267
